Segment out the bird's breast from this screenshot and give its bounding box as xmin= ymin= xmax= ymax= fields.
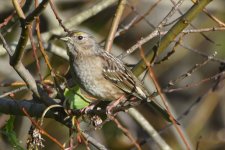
xmin=71 ymin=57 xmax=123 ymax=101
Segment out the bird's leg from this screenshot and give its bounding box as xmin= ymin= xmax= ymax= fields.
xmin=106 ymin=95 xmax=126 ymax=116
xmin=81 ymin=100 xmax=101 ymax=114
xmin=127 ymin=96 xmax=141 ymax=106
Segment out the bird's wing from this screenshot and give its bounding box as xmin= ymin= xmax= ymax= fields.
xmin=100 ymin=52 xmax=179 ymax=124
xmin=100 ymin=52 xmax=148 ymax=100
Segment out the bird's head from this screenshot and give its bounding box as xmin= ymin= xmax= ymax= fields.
xmin=60 ymin=31 xmax=100 ymax=58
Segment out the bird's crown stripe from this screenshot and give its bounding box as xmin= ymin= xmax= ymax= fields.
xmin=73 ymin=32 xmax=84 ymax=36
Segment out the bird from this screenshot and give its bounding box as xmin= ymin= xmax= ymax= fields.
xmin=60 ymin=31 xmax=175 ymax=123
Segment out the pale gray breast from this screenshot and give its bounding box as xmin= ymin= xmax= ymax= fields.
xmin=71 ymin=56 xmax=123 ymax=101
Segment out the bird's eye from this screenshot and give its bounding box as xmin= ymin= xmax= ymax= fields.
xmin=77 ymin=36 xmax=83 ymax=40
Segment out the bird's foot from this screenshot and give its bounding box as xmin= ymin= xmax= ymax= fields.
xmin=106 ymin=105 xmax=116 ymax=120
xmin=106 ymin=95 xmax=125 ymax=118
xmin=81 ymin=105 xmax=94 ymax=115
xmin=81 ymin=100 xmax=100 ymax=115
xmin=106 ymin=105 xmax=114 ymax=115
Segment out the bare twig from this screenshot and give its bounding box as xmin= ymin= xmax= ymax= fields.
xmin=203 ymin=9 xmax=225 ymax=27
xmin=125 ymin=2 xmax=155 ymax=29
xmin=35 ymin=0 xmax=54 ymax=72
xmin=49 ymin=0 xmax=70 ymax=33
xmin=22 ymin=108 xmax=64 ymax=149
xmin=117 ymin=26 xmax=225 ymax=56
xmin=36 ymin=21 xmax=53 ymax=72
xmin=139 ymin=46 xmax=192 ymax=149
xmin=128 ymin=108 xmax=172 ymax=150
xmin=128 ymin=0 xmax=161 ymax=28
xmin=12 ymin=0 xmax=26 ymax=19
xmin=0 ymin=32 xmax=14 ymax=56
xmin=113 ymin=0 xmax=161 ymax=40
xmin=82 ymin=132 xmax=108 ymax=150
xmin=179 ymin=42 xmax=225 ymax=64
xmin=65 ymin=0 xmax=118 ymax=28
xmin=28 ymin=25 xmax=43 ymax=81
xmin=119 ymin=0 xmax=184 ymax=59
xmin=10 ymin=0 xmax=59 ymax=107
xmin=132 ymin=0 xmax=213 ymax=77
xmin=10 ymin=0 xmax=51 ymax=99
xmin=0 ymin=86 xmax=27 ymax=98
xmin=111 ymin=116 xmax=142 ymax=150
xmin=25 ymin=0 xmax=49 ymax=24
xmin=105 ymin=0 xmax=126 ymax=51
xmin=164 ymin=71 xmax=225 ymax=93
xmin=168 ymin=52 xmax=217 ymax=87
xmin=0 ymin=11 xmax=16 ymax=29
xmin=42 ymin=0 xmax=118 ymax=41
xmin=170 ymin=0 xmax=215 ymax=44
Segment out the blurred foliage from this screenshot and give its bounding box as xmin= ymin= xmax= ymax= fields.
xmin=3 ymin=116 xmax=24 ymax=150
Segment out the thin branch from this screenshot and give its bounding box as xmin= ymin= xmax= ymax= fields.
xmin=36 ymin=16 xmax=54 ymax=72
xmin=42 ymin=0 xmax=118 ymax=41
xmin=12 ymin=0 xmax=26 ymax=19
xmin=170 ymin=0 xmax=215 ymax=44
xmin=132 ymin=0 xmax=213 ymax=77
xmin=182 ymin=26 xmax=225 ymax=34
xmin=168 ymin=52 xmax=217 ymax=87
xmin=1 ymin=0 xmax=33 ymax=36
xmin=0 ymin=11 xmax=16 ymax=29
xmin=118 ymin=0 xmax=184 ymax=59
xmin=128 ymin=0 xmax=161 ymax=28
xmin=119 ymin=26 xmax=225 ymax=57
xmin=111 ymin=116 xmax=142 ymax=150
xmin=125 ymin=2 xmax=155 ymax=29
xmin=139 ymin=46 xmax=192 ymax=149
xmin=0 ymin=86 xmax=27 ymax=98
xmin=164 ymin=71 xmax=225 ymax=93
xmin=82 ymin=132 xmax=108 ymax=150
xmin=22 ymin=108 xmax=64 ymax=149
xmin=65 ymin=0 xmax=118 ymax=29
xmin=10 ymin=0 xmax=58 ymax=106
xmin=114 ymin=0 xmax=161 ymax=40
xmin=128 ymin=108 xmax=172 ymax=150
xmin=105 ymin=0 xmax=126 ymax=51
xmin=0 ymin=32 xmax=14 ymax=56
xmin=10 ymin=0 xmax=51 ymax=98
xmin=0 ymin=0 xmax=27 ymax=29
xmin=203 ymin=9 xmax=225 ymax=27
xmin=49 ymin=0 xmax=70 ymax=33
xmin=179 ymin=42 xmax=225 ymax=64
xmin=28 ymin=25 xmax=43 ymax=81
xmin=25 ymin=0 xmax=49 ymax=24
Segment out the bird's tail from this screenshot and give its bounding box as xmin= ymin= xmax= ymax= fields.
xmin=147 ymin=100 xmax=180 ymax=125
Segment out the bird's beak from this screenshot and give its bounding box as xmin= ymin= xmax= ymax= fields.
xmin=60 ymin=36 xmax=70 ymax=42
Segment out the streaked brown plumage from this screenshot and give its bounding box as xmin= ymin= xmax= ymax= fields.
xmin=61 ymin=31 xmax=148 ymax=101
xmin=61 ymin=31 xmax=174 ymax=122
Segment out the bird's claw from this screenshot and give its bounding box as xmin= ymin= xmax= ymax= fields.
xmin=81 ymin=104 xmax=95 ymax=115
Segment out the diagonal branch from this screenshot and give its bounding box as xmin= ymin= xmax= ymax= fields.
xmin=132 ymin=0 xmax=213 ymax=76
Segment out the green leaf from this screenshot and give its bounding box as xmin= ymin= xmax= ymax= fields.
xmin=3 ymin=116 xmax=24 ymax=150
xmin=64 ymin=85 xmax=90 ymax=109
